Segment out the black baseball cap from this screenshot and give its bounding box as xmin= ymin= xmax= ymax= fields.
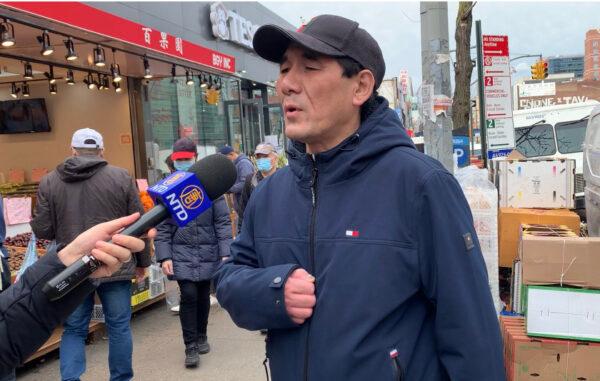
xmin=253 ymin=14 xmax=385 ymax=89
xmin=171 ymin=138 xmax=197 ymax=160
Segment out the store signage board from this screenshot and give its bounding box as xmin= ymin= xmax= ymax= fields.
xmin=210 ymin=2 xmax=259 ymax=50
xmin=0 ymin=2 xmax=236 ymax=73
xmin=483 ymin=34 xmax=514 ymax=150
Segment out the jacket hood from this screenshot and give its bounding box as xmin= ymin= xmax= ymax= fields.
xmin=56 ymin=155 xmax=108 ymax=183
xmin=287 ymin=96 xmax=416 ymax=186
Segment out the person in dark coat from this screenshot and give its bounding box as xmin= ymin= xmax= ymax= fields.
xmin=0 ymin=214 xmax=152 ymax=377
xmin=155 ymin=138 xmax=232 ymax=369
xmin=30 ymin=128 xmax=151 ymax=381
xmin=218 ymin=145 xmax=254 ymax=217
xmin=214 ymin=15 xmax=505 ymax=381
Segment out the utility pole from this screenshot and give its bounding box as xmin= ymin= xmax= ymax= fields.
xmin=475 ymin=20 xmax=487 ymax=167
xmin=420 ymin=1 xmax=454 ymax=172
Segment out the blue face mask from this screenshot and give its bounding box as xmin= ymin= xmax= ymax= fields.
xmin=174 ymin=160 xmax=194 ymax=171
xmin=256 ymin=158 xmax=272 ymax=172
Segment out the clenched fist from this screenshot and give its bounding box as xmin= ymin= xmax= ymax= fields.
xmin=284 ymin=268 xmax=316 ymax=325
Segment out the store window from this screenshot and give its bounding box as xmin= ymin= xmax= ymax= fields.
xmin=139 ymin=75 xmax=240 ymax=183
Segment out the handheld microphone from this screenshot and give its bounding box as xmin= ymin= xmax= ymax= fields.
xmin=43 ymin=154 xmax=236 ymax=301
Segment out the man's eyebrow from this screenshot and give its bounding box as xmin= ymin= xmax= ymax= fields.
xmin=279 ymin=54 xmax=289 ymax=65
xmin=302 ymin=50 xmax=320 ymax=61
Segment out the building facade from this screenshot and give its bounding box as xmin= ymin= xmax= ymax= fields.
xmin=584 ymin=29 xmax=600 ymax=81
xmin=547 ymin=55 xmax=584 ymax=78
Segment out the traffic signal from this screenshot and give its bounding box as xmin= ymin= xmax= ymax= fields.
xmin=540 ymin=60 xmax=548 ymax=79
xmin=530 ymin=60 xmax=549 ymax=80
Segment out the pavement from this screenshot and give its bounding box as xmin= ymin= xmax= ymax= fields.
xmin=17 ymin=297 xmax=267 ymax=381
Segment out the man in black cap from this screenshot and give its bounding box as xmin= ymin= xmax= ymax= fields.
xmin=215 ymin=15 xmax=504 ymax=380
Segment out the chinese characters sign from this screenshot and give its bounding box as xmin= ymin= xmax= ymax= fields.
xmin=1 ymin=2 xmax=235 ymax=73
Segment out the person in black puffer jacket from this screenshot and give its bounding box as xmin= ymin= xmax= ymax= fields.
xmin=154 ymin=138 xmax=233 ymax=369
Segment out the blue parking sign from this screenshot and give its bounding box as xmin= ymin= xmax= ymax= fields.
xmin=453 ymin=136 xmax=470 ymax=168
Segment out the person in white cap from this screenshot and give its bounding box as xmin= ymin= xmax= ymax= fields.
xmin=31 ymin=128 xmax=151 ymax=381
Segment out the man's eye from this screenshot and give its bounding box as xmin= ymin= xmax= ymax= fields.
xmin=280 ymin=67 xmax=290 ymax=74
xmin=306 ymin=66 xmax=318 ymax=71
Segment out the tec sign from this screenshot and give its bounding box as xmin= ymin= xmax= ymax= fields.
xmin=210 ymin=2 xmax=260 ymax=50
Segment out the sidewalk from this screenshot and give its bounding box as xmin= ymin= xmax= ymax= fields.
xmin=17 ymin=301 xmax=267 ymax=381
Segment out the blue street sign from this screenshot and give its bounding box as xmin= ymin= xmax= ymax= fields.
xmin=148 ymin=171 xmax=212 ymax=227
xmin=487 ymin=148 xmax=513 ymax=160
xmin=453 ymin=136 xmax=470 ymax=168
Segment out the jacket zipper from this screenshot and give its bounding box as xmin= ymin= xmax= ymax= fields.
xmin=390 ymin=349 xmax=404 ymax=381
xmin=304 ymin=155 xmax=319 ymax=381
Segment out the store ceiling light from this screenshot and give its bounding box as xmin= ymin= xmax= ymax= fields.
xmin=171 ymin=64 xmax=177 ymax=83
xmin=207 ymin=75 xmax=214 ymax=89
xmin=93 ymin=44 xmax=106 ymax=67
xmin=0 ymin=19 xmax=15 ymax=47
xmin=22 ymin=82 xmax=29 ymax=97
xmin=110 ymin=48 xmax=122 ymax=83
xmin=143 ymin=56 xmax=152 ymax=79
xmin=200 ymin=74 xmax=208 ymax=89
xmin=37 ymin=30 xmax=54 ymax=56
xmin=97 ymin=73 xmax=105 ymax=90
xmin=103 ymin=75 xmax=110 ymax=90
xmin=114 ymin=81 xmax=122 ymax=93
xmin=64 ymin=37 xmax=77 ymax=61
xmin=186 ymin=69 xmax=194 ymax=86
xmin=10 ymin=82 xmax=19 ymax=98
xmin=84 ymin=72 xmax=96 ymax=89
xmin=44 ymin=65 xmax=56 ymax=84
xmin=49 ymin=82 xmax=57 ymax=95
xmin=23 ymin=62 xmax=33 ymax=79
xmin=66 ymin=69 xmax=75 ymax=85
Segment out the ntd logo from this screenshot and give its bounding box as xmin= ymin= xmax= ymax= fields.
xmin=148 ymin=171 xmax=212 ymax=227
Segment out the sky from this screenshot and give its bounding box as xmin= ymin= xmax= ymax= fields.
xmin=262 ymin=1 xmax=600 ymax=93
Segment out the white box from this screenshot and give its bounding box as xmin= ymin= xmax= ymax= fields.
xmin=492 ymin=158 xmax=575 ymax=208
xmin=526 ymin=286 xmax=600 ymax=342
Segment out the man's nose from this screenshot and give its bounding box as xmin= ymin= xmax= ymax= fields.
xmin=278 ymin=70 xmax=301 ymax=96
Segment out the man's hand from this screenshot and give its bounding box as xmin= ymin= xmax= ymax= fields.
xmin=57 ymin=213 xmax=156 ymax=279
xmin=135 ymin=267 xmax=146 ymax=283
xmin=284 ymin=268 xmax=316 ymax=325
xmin=161 ymin=259 xmax=174 ymax=276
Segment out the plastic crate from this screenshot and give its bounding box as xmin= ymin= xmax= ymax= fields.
xmin=150 ymin=279 xmax=165 ymax=299
xmin=91 ymin=304 xmax=105 ymax=322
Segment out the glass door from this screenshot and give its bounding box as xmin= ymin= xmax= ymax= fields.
xmin=242 ymin=99 xmax=264 ymax=154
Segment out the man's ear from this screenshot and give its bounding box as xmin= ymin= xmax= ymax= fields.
xmin=352 ymin=69 xmax=375 ymax=107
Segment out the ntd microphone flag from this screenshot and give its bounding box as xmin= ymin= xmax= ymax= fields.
xmin=148 ymin=171 xmax=212 ymax=226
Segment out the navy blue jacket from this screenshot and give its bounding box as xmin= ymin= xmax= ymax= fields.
xmin=155 ymin=196 xmax=232 ymax=282
xmin=214 ymin=98 xmax=505 ymax=381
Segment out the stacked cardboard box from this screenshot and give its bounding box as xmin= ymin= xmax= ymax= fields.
xmin=499 ymin=208 xmax=580 ymax=268
xmin=500 ymin=316 xmax=600 ymax=381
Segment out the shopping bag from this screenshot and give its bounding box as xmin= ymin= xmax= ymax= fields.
xmin=15 ymin=233 xmax=38 ymax=282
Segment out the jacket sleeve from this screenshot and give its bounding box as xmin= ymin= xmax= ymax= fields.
xmin=229 ymin=160 xmax=254 ymax=195
xmin=212 ymin=197 xmax=233 ymax=258
xmin=125 ymin=178 xmax=151 ymax=268
xmin=30 ymin=176 xmax=55 ymax=241
xmin=154 ymin=219 xmax=176 ymax=263
xmin=0 ymin=247 xmax=95 ymax=373
xmin=214 ymin=195 xmax=299 ymax=331
xmin=415 ymin=170 xmax=505 ymax=381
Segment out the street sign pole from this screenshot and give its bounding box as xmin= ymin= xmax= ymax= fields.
xmin=476 ymin=20 xmax=487 ymax=167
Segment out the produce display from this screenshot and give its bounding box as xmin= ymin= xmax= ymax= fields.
xmin=139 ymin=190 xmax=155 ymax=212
xmin=4 ymin=232 xmax=51 ymax=249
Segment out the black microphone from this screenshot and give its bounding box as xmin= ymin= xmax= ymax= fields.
xmin=43 ymin=154 xmax=236 ymax=301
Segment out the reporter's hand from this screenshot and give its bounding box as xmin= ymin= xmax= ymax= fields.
xmin=57 ymin=213 xmax=157 ymax=279
xmin=284 ymin=268 xmax=316 ymax=325
xmin=162 ymin=260 xmax=174 ymax=276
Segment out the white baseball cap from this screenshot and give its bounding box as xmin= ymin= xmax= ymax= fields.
xmin=71 ymin=128 xmax=104 ymax=149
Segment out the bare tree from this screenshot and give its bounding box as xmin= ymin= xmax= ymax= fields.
xmin=452 ymin=2 xmax=475 ymax=132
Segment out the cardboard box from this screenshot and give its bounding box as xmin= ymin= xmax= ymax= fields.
xmin=492 ymin=158 xmax=575 ymax=208
xmin=526 ymin=286 xmax=600 ymax=342
xmin=521 ymin=235 xmax=600 ymax=288
xmin=501 ymin=316 xmax=600 ymax=381
xmin=131 ymin=276 xmax=150 ymax=306
xmin=499 ymin=208 xmax=580 ymax=267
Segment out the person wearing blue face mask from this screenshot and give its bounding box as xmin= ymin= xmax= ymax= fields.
xmin=170 ymin=138 xmax=198 ymax=172
xmin=155 ymin=137 xmax=233 ymax=369
xmin=238 ymin=142 xmax=279 ymax=227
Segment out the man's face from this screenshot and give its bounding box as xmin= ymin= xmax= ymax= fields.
xmin=277 ymin=45 xmax=359 ymax=152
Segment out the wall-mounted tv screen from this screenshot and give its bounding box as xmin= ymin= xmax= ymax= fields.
xmin=0 ymin=98 xmax=51 ymax=134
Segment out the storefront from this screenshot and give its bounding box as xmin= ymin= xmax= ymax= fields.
xmin=0 ymin=1 xmax=292 ymax=186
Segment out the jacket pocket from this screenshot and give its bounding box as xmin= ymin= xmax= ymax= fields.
xmin=389 ymin=349 xmax=404 ymax=381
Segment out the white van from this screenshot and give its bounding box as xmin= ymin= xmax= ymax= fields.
xmin=513 ymin=100 xmax=600 ymax=210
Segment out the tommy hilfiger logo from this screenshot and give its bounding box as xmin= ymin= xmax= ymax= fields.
xmin=345 ymin=230 xmax=360 ymax=238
